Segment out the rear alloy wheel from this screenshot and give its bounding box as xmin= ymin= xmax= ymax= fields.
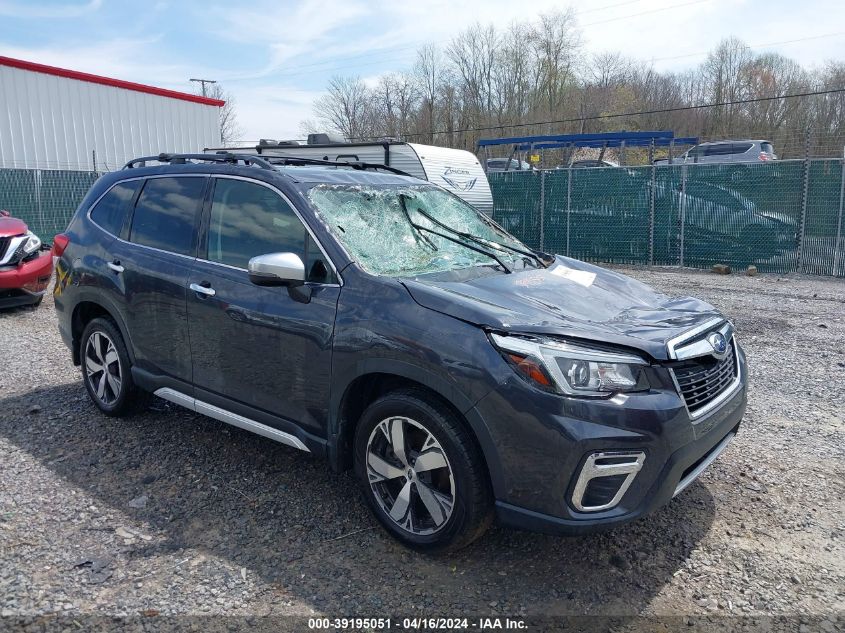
xmin=80 ymin=317 xmax=149 ymax=416
xmin=354 ymin=389 xmax=493 ymax=552
xmin=85 ymin=331 xmax=122 ymax=406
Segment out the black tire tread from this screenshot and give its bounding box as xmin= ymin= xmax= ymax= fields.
xmin=80 ymin=317 xmax=150 ymax=417
xmin=355 ymin=387 xmax=494 ymax=553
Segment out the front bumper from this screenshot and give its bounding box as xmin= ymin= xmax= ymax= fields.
xmin=0 ymin=251 xmax=53 ymax=290
xmin=0 ymin=252 xmax=53 ymax=308
xmin=472 ymin=342 xmax=748 ymax=535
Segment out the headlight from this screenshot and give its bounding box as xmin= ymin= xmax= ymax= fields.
xmin=489 ymin=332 xmax=649 ymax=396
xmin=21 ymin=231 xmax=41 ymax=255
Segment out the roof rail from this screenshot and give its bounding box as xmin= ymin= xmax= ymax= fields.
xmin=264 ymin=155 xmax=411 ymax=177
xmin=123 ymin=152 xmax=275 ymax=170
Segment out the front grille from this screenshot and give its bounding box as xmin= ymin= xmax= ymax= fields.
xmin=673 ymin=342 xmax=738 ymax=414
xmin=0 ymin=236 xmax=10 ymax=260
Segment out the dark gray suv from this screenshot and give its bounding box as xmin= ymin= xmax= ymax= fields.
xmin=53 ymin=153 xmax=747 ymax=551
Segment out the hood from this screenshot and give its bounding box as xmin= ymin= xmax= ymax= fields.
xmin=401 ymin=257 xmax=723 ymax=361
xmin=0 ymin=216 xmax=27 ymax=238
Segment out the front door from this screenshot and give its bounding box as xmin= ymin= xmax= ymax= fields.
xmin=186 ymin=177 xmax=340 ymax=438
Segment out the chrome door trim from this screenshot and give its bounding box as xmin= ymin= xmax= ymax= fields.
xmin=154 ymin=388 xmax=310 ymax=452
xmin=673 ymin=431 xmax=735 ymax=497
xmin=188 ymin=282 xmax=216 ymax=297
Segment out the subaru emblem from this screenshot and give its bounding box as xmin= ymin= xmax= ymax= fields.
xmin=707 ymin=332 xmax=727 ymax=355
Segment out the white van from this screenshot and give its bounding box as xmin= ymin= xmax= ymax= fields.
xmin=208 ymin=138 xmax=494 ymax=215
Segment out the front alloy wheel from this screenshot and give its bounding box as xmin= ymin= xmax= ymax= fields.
xmin=366 ymin=416 xmax=455 ymax=535
xmin=354 ymin=389 xmax=493 ymax=552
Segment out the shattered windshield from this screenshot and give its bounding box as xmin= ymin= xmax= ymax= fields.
xmin=307 ymin=184 xmax=536 ymax=277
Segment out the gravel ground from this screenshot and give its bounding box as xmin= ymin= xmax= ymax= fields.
xmin=0 ymin=267 xmax=843 ymax=630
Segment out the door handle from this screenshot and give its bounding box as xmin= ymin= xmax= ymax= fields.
xmin=189 ymin=282 xmax=216 ymax=297
xmin=107 ymin=260 xmax=124 ymax=273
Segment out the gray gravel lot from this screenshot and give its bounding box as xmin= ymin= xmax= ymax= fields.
xmin=0 ymin=267 xmax=843 ymax=627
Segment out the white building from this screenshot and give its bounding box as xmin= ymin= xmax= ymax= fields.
xmin=0 ymin=56 xmax=223 ymax=171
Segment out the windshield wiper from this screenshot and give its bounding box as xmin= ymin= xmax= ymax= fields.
xmin=397 ymin=194 xmax=439 ymax=251
xmin=399 ymin=195 xmax=512 ymax=274
xmin=411 ymin=206 xmax=547 ymax=268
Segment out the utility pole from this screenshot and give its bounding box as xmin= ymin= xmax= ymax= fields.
xmin=190 ymin=78 xmax=217 ymax=97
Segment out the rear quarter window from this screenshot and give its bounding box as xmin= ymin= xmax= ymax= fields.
xmin=129 ymin=177 xmax=206 ymax=256
xmin=89 ymin=181 xmax=140 ymax=236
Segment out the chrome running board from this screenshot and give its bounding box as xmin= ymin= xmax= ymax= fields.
xmin=154 ymin=388 xmax=310 ymax=453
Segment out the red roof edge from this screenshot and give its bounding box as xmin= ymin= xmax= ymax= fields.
xmin=0 ymin=56 xmax=226 ymax=107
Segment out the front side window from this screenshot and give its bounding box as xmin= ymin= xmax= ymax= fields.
xmin=129 ymin=177 xmax=205 ymax=256
xmin=207 ymin=178 xmax=334 ymax=282
xmin=90 ymin=181 xmax=140 ymax=236
xmin=308 ymin=184 xmax=537 ymax=277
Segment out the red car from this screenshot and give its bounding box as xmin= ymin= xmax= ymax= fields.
xmin=0 ymin=210 xmax=53 ymax=309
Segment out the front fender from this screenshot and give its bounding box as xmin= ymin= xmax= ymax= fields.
xmin=327 ymin=357 xmax=507 ymax=499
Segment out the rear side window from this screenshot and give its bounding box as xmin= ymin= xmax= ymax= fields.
xmin=704 ymin=144 xmax=733 ymax=156
xmin=89 ymin=181 xmax=139 ymax=236
xmin=129 ymin=177 xmax=205 ymax=256
xmin=730 ymin=143 xmax=753 ymax=154
xmin=207 ymin=178 xmax=335 ymax=282
xmin=760 ymin=142 xmax=774 ymax=154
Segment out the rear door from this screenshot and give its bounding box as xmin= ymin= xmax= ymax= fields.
xmin=108 ymin=175 xmax=207 ymax=386
xmin=186 ymin=176 xmax=340 ymax=438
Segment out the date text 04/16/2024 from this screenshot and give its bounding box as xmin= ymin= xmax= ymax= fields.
xmin=308 ymin=617 xmax=528 ymax=630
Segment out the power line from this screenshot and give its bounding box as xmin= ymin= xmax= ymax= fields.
xmin=581 ymin=0 xmax=708 ymax=27
xmin=648 ymin=31 xmax=845 ymax=64
xmin=390 ymin=88 xmax=845 ymax=140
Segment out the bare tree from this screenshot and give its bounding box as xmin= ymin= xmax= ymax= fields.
xmin=313 ymin=75 xmax=373 ymax=140
xmin=414 ymin=44 xmax=447 ymax=143
xmin=201 ymin=84 xmax=244 ymax=145
xmin=304 ymin=17 xmax=845 ymax=159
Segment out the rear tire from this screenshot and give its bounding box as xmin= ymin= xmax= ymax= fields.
xmin=80 ymin=317 xmax=149 ymax=416
xmin=354 ymin=388 xmax=493 ymax=552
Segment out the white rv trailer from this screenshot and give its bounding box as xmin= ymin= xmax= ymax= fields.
xmin=208 ymin=139 xmax=494 ymax=215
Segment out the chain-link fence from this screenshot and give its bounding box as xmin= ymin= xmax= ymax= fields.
xmin=1 ymin=162 xmax=844 ymax=277
xmin=491 ymin=159 xmax=845 ymax=277
xmin=0 ymin=168 xmax=101 ymax=242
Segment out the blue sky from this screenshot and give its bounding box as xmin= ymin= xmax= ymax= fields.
xmin=1 ymin=0 xmax=843 ymax=141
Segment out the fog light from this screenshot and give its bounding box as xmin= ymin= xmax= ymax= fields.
xmin=571 ymin=451 xmax=645 ymax=512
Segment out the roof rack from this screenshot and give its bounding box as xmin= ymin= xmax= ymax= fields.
xmin=123 ymin=152 xmax=275 ymax=170
xmin=264 ymin=155 xmax=412 ymax=177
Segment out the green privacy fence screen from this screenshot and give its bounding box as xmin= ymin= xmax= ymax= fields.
xmin=490 ymin=159 xmax=845 ymax=277
xmin=0 ymin=169 xmax=100 ymax=242
xmin=0 ymin=162 xmax=843 ymax=277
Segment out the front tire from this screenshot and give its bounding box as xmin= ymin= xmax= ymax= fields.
xmin=80 ymin=317 xmax=148 ymax=416
xmin=354 ymin=389 xmax=493 ymax=552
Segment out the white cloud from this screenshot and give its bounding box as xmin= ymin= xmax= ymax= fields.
xmin=0 ymin=0 xmax=102 ymax=18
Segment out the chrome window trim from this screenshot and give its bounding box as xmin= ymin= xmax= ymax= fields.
xmin=154 ymin=388 xmax=310 ymax=452
xmin=205 ymin=174 xmax=343 ymax=287
xmin=85 ymin=173 xmax=343 ymax=286
xmin=669 ymin=338 xmax=742 ymax=422
xmin=85 ymin=174 xmax=206 ymax=242
xmin=673 ymin=431 xmax=735 ymax=497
